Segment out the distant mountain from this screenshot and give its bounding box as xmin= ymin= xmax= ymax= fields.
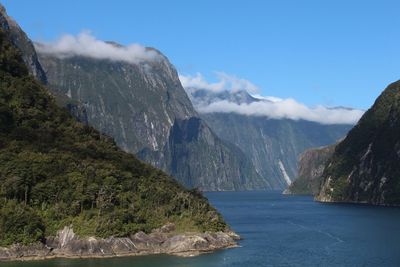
xmin=187 ymin=88 xmax=353 ymax=189
xmin=188 ymin=88 xmax=258 ymax=106
xmin=285 ymin=144 xmax=336 ymax=195
xmin=317 ymin=81 xmax=400 ymax=205
xmin=36 ymin=45 xmax=267 ymax=191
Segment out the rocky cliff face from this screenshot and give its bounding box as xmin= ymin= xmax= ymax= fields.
xmin=189 ymin=89 xmax=352 ymax=189
xmin=36 ymin=48 xmax=266 ymax=190
xmin=316 ymin=81 xmax=400 ymax=205
xmin=285 ymin=144 xmax=336 ymax=195
xmin=142 ymin=117 xmax=269 ymax=190
xmin=37 ymin=49 xmax=194 ymax=153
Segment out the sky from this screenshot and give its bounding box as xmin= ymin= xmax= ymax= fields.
xmin=2 ymin=0 xmax=400 ymax=110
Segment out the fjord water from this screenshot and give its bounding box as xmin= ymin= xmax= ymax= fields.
xmin=3 ymin=191 xmax=400 ymax=267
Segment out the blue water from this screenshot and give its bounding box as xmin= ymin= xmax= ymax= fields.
xmin=2 ymin=191 xmax=400 ymax=267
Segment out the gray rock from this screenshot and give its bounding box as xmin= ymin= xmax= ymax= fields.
xmin=0 ymin=224 xmax=238 ymax=261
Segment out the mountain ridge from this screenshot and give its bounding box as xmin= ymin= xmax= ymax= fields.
xmin=316 ymin=80 xmax=400 ymax=205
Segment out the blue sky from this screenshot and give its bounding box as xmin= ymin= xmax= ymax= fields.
xmin=2 ymin=0 xmax=400 ymax=110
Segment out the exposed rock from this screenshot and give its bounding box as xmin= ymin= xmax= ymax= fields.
xmin=0 ymin=224 xmax=239 ymax=261
xmin=285 ymin=143 xmax=337 ymax=195
xmin=158 ymin=223 xmax=176 ymax=233
xmin=142 ymin=117 xmax=269 ymax=190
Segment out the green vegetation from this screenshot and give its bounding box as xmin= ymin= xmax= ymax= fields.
xmin=288 ymin=176 xmax=312 ymax=195
xmin=318 ymin=80 xmax=400 ymax=204
xmin=0 ymin=29 xmax=227 ymax=247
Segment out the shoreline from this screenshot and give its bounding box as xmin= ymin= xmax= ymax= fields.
xmin=0 ymin=225 xmax=240 ymax=262
xmin=1 ymin=244 xmax=240 ymax=262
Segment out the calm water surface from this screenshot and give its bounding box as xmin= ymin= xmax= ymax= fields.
xmin=2 ymin=191 xmax=400 ymax=267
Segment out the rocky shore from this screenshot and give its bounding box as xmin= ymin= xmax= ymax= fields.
xmin=0 ymin=224 xmax=240 ymax=261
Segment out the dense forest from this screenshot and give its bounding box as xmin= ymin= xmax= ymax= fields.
xmin=0 ymin=28 xmax=227 ymax=247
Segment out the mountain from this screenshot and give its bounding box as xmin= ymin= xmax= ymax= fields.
xmin=35 ymin=46 xmax=267 ymax=191
xmin=316 ymin=81 xmax=400 ymax=205
xmin=141 ymin=117 xmax=269 ymax=190
xmin=187 ymin=88 xmax=353 ymax=189
xmin=285 ymin=144 xmax=336 ymax=195
xmin=0 ymin=5 xmax=233 ymax=252
xmin=0 ymin=5 xmax=46 ymax=83
xmin=0 ymin=6 xmax=91 ymax=125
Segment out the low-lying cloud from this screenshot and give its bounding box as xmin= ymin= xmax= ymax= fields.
xmin=180 ymin=73 xmax=364 ymax=125
xmin=35 ymin=32 xmax=160 ymax=64
xmin=179 ymin=72 xmax=260 ymax=94
xmin=198 ymin=99 xmax=364 ymax=125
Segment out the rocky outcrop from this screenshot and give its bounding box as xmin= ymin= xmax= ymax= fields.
xmin=285 ymin=144 xmax=336 ymax=195
xmin=0 ymin=224 xmax=239 ymax=261
xmin=316 ymin=81 xmax=400 ymax=205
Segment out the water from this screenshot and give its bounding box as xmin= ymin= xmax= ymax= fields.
xmin=2 ymin=191 xmax=400 ymax=267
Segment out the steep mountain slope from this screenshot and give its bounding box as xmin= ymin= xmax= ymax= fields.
xmin=37 ymin=48 xmax=194 ymax=153
xmin=36 ymin=46 xmax=266 ymax=191
xmin=0 ymin=5 xmax=89 ymax=124
xmin=317 ymin=81 xmax=400 ymax=205
xmin=0 ymin=5 xmax=46 ymax=83
xmin=0 ymin=19 xmax=229 ymax=248
xmin=140 ymin=117 xmax=268 ymax=190
xmin=188 ymin=89 xmax=352 ymax=189
xmin=285 ymin=144 xmax=336 ymax=195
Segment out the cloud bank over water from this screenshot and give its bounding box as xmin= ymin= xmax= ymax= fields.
xmin=180 ymin=73 xmax=364 ymax=125
xmin=35 ymin=32 xmax=160 ymax=64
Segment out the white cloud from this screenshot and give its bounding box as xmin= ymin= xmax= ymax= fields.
xmin=179 ymin=72 xmax=260 ymax=94
xmin=179 ymin=73 xmax=225 ymax=92
xmin=35 ymin=31 xmax=160 ymax=64
xmin=197 ymin=99 xmax=364 ymax=125
xmin=180 ymin=73 xmax=364 ymax=125
xmin=251 ymin=94 xmax=283 ymax=103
